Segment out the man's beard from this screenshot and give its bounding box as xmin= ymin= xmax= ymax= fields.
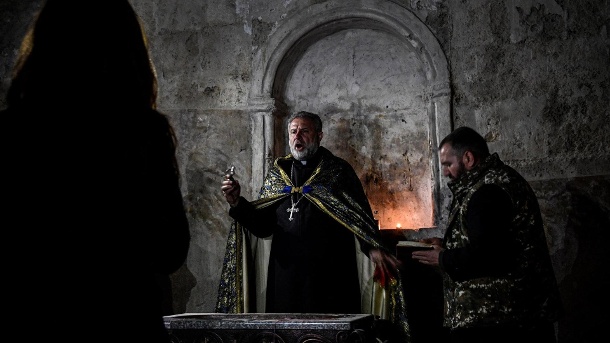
xmin=290 ymin=140 xmax=319 ymax=161
xmin=450 ymin=161 xmax=467 ymax=181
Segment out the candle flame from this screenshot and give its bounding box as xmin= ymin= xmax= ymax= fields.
xmin=396 ymin=223 xmax=401 ymax=229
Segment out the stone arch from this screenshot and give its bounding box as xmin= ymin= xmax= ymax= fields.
xmin=248 ymin=0 xmax=451 ymax=227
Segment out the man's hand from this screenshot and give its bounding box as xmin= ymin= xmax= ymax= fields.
xmin=221 ymin=174 xmax=241 ymax=207
xmin=411 ymin=237 xmax=443 ymax=266
xmin=369 ymin=248 xmax=402 ymax=287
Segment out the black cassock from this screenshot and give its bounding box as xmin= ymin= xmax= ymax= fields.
xmin=229 ymin=155 xmax=369 ymax=314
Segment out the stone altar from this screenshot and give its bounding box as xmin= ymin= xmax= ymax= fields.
xmin=163 ymin=313 xmax=376 ymax=343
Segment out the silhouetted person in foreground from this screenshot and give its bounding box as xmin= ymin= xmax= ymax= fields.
xmin=1 ymin=1 xmax=191 ymax=342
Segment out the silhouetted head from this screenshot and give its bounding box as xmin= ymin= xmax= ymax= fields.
xmin=8 ymin=0 xmax=157 ymax=109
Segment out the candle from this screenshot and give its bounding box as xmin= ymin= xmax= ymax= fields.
xmin=396 ymin=223 xmax=401 ymax=229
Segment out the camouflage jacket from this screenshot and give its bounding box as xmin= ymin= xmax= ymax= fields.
xmin=441 ymin=153 xmax=562 ymax=329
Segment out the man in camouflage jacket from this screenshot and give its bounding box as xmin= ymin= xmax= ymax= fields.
xmin=412 ymin=127 xmax=563 ymax=343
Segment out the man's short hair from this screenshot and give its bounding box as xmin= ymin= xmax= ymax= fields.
xmin=287 ymin=111 xmax=323 ymax=133
xmin=439 ymin=126 xmax=490 ymax=159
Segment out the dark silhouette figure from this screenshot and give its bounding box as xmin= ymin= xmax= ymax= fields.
xmin=1 ymin=1 xmax=191 ymax=342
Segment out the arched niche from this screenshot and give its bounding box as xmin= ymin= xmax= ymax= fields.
xmin=248 ymin=0 xmax=452 ymax=229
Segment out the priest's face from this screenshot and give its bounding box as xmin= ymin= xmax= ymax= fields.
xmin=289 ymin=117 xmax=323 ymax=160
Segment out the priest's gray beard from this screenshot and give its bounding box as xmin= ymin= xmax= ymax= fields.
xmin=290 ymin=141 xmax=319 ymax=161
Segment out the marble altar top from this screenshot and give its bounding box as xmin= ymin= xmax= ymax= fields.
xmin=163 ymin=313 xmax=375 ymax=330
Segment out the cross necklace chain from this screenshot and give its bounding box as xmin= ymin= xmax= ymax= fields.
xmin=287 ymin=162 xmax=304 ymax=221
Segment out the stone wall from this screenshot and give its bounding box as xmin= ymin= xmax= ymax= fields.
xmin=1 ymin=1 xmax=608 ymax=342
